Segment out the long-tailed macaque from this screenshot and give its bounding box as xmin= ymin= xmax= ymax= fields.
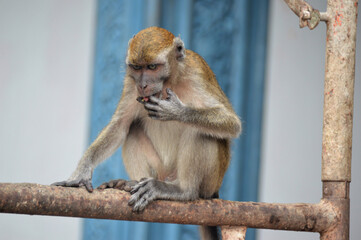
xmin=53 ymin=26 xmax=241 ymax=240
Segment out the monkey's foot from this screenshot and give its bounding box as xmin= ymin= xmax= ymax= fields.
xmin=128 ymin=178 xmax=164 ymax=212
xmin=97 ymin=179 xmax=138 ymax=192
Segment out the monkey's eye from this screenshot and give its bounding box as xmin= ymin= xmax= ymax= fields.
xmin=130 ymin=64 xmax=142 ymax=70
xmin=147 ymin=64 xmax=157 ymax=70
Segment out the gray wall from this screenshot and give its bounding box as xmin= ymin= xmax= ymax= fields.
xmin=0 ymin=0 xmax=95 ymax=239
xmin=259 ymin=0 xmax=361 ymax=239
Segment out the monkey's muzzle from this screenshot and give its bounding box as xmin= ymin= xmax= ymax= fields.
xmin=137 ymin=92 xmax=161 ymax=103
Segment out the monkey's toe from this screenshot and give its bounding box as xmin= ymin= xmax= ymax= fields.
xmin=98 ymin=179 xmax=126 ymax=190
xmin=128 ymin=178 xmax=158 ymax=212
xmin=97 ymin=179 xmax=138 ymax=192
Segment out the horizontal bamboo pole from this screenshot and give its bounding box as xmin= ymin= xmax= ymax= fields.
xmin=0 ymin=183 xmax=337 ymax=232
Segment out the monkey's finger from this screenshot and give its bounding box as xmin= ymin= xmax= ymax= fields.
xmin=133 ymin=191 xmax=157 ymax=212
xmin=51 ymin=181 xmax=67 ymax=186
xmin=129 ymin=188 xmax=148 ymax=207
xmin=166 ymin=88 xmax=178 ymax=100
xmin=144 ymin=103 xmax=162 ymax=112
xmin=97 ymin=183 xmax=107 ymax=190
xmin=98 ymin=179 xmax=124 ymax=189
xmin=149 ymin=96 xmax=161 ymax=104
xmin=148 ymin=112 xmax=161 ymax=119
xmin=166 ymin=88 xmax=174 ymax=96
xmin=123 ymin=180 xmax=138 ymax=192
xmin=146 ymin=109 xmax=159 ymax=115
xmin=128 ymin=194 xmax=138 ymax=206
xmin=132 ymin=197 xmax=148 ymax=212
xmin=130 ymin=180 xmax=149 ymax=195
xmin=114 ymin=180 xmax=126 ymax=189
xmin=82 ymin=180 xmax=94 ymax=193
xmin=149 ymin=112 xmax=170 ymax=121
xmin=58 ymin=180 xmax=93 ymax=193
xmin=130 ymin=184 xmax=142 ymax=195
xmin=97 ymin=181 xmax=113 ymax=189
xmin=107 ymin=180 xmax=116 ymax=188
xmin=149 ymin=114 xmax=169 ymax=121
xmin=64 ymin=180 xmax=82 ymax=187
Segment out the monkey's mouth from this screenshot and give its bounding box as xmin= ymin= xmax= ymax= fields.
xmin=137 ymin=92 xmax=161 ymax=103
xmin=139 ymin=96 xmax=150 ymax=102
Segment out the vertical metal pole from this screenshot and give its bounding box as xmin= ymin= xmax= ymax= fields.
xmin=321 ymin=0 xmax=358 ymax=239
xmin=221 ymin=226 xmax=247 ymax=240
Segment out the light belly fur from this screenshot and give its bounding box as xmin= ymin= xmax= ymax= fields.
xmin=143 ymin=118 xmax=185 ymax=172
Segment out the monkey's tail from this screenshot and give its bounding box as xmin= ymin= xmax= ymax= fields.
xmin=199 ymin=192 xmax=220 ymax=240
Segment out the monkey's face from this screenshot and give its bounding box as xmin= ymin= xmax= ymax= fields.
xmin=128 ymin=62 xmax=169 ymax=101
xmin=125 ymin=27 xmax=185 ymax=101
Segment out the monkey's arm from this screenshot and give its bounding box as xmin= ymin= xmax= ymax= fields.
xmin=53 ymin=83 xmax=139 ymax=192
xmin=144 ymin=89 xmax=241 ymax=139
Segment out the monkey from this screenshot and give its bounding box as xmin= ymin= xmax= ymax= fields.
xmin=53 ymin=26 xmax=241 ymax=240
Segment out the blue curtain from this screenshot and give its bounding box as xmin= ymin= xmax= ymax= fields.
xmin=83 ymin=0 xmax=269 ymax=239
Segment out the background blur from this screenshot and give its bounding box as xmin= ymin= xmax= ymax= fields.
xmin=0 ymin=0 xmax=360 ymax=240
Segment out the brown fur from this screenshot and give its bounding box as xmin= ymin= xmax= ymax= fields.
xmin=55 ymin=27 xmax=241 ymax=240
xmin=128 ymin=26 xmax=175 ymax=64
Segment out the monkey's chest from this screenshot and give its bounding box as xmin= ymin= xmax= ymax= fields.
xmin=143 ymin=119 xmax=185 ymax=168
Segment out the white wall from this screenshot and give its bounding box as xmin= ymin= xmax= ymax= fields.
xmin=259 ymin=0 xmax=361 ymax=239
xmin=0 ymin=1 xmax=95 ymax=240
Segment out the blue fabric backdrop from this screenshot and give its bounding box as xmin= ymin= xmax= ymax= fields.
xmin=83 ymin=0 xmax=269 ymax=239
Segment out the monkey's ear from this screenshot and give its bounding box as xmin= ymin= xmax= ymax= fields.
xmin=173 ymin=37 xmax=185 ymax=60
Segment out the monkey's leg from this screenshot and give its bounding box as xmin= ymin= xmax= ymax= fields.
xmin=98 ymin=121 xmax=163 ymax=193
xmin=129 ymin=133 xmax=220 ymax=212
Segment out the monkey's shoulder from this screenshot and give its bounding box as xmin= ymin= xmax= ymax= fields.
xmin=184 ymin=50 xmax=231 ymax=107
xmin=185 ymin=49 xmax=213 ymax=74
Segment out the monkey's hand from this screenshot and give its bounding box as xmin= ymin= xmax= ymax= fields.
xmin=144 ymin=88 xmax=186 ymax=121
xmin=52 ymin=166 xmax=93 ymax=192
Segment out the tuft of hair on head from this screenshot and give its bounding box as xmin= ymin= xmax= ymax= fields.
xmin=128 ymin=27 xmax=176 ymax=64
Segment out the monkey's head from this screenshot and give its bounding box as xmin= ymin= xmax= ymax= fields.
xmin=126 ymin=27 xmax=185 ymax=101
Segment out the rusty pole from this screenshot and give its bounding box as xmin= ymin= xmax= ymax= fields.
xmin=284 ymin=0 xmax=357 ymax=239
xmin=320 ymin=0 xmax=358 ymax=239
xmin=221 ymin=226 xmax=247 ymax=240
xmin=0 ymin=183 xmax=337 ymax=232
